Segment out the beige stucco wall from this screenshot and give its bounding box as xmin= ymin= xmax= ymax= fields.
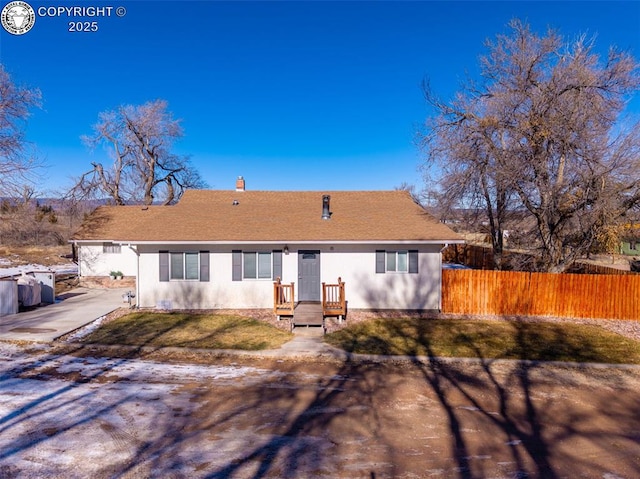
xmin=136 ymin=245 xmax=273 ymax=309
xmin=78 ymin=244 xmax=139 ymax=278
xmin=317 ymin=244 xmax=443 ymax=310
xmin=132 ymin=243 xmax=443 ymax=310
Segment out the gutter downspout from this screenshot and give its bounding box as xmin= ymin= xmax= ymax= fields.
xmin=127 ymin=245 xmax=140 ymax=309
xmin=72 ymin=241 xmax=80 ymax=277
xmin=438 ymin=243 xmax=449 ymax=312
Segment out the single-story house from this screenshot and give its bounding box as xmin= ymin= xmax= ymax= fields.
xmin=71 ymin=177 xmax=463 ymax=315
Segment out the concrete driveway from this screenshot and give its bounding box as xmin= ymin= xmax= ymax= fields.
xmin=0 ymin=287 xmax=130 ymax=342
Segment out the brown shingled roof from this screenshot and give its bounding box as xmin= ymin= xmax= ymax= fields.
xmin=71 ymin=189 xmax=462 ymax=243
xmin=71 ymin=205 xmax=165 ymax=241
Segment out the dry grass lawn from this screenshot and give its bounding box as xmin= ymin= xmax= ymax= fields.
xmin=80 ymin=312 xmax=293 ymax=350
xmin=324 ymin=318 xmax=640 ymax=364
xmin=79 ymin=312 xmax=640 ymax=364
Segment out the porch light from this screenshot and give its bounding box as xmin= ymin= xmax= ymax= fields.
xmin=284 ymin=245 xmax=289 ymax=255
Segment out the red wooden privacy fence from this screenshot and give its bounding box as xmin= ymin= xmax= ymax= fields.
xmin=442 ymin=269 xmax=640 ymax=320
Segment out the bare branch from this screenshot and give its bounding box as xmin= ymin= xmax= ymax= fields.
xmin=67 ymin=100 xmax=207 ymax=205
xmin=0 ymin=65 xmax=42 ymax=196
xmin=420 ymin=20 xmax=640 ymax=272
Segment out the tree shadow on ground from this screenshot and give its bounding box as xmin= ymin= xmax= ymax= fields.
xmin=328 ymin=315 xmax=640 ymax=479
xmin=1 ymin=276 xmax=639 ymax=478
xmin=2 ymin=325 xmax=639 ymax=478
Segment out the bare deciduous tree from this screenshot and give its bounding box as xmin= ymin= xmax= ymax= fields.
xmin=0 ymin=65 xmax=41 ymax=196
xmin=421 ymin=20 xmax=640 ymax=272
xmin=69 ymin=100 xmax=207 ymax=206
xmin=394 ymin=182 xmax=425 ymax=206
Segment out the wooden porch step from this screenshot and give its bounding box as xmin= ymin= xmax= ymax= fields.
xmin=292 ymin=302 xmax=324 ymax=330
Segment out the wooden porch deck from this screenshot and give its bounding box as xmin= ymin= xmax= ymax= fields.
xmin=273 ymin=277 xmax=346 ymax=334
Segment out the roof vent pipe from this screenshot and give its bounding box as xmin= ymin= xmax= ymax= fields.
xmin=322 ymin=195 xmax=331 ymax=220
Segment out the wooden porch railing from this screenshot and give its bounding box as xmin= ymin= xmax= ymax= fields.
xmin=273 ymin=277 xmax=295 ymax=318
xmin=322 ymin=277 xmax=346 ymax=320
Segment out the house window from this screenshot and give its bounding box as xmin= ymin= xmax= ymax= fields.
xmin=103 ymin=242 xmax=121 ymax=254
xmin=243 ymin=252 xmax=272 ymax=279
xmin=376 ymin=250 xmax=419 ymax=274
xmin=386 ymin=251 xmax=408 ymax=272
xmin=170 ymin=252 xmax=199 ymax=280
xmin=159 ymin=251 xmax=209 ymax=282
xmin=232 ymin=250 xmax=281 ymax=281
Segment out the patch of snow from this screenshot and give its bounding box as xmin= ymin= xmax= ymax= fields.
xmin=0 ymin=342 xmax=26 ymax=359
xmin=0 ymin=347 xmax=285 ymax=387
xmin=0 ymin=346 xmax=295 ymax=478
xmin=49 ymin=264 xmax=78 ymax=274
xmin=0 ymin=263 xmax=77 ymax=278
xmin=52 ymin=355 xmax=282 ymax=384
xmin=63 ymin=315 xmax=108 ymax=342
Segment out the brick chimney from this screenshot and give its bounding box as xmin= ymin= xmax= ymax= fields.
xmin=235 ymin=176 xmax=245 ymax=192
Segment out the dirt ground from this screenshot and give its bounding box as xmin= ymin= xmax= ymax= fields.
xmin=0 ymin=245 xmax=73 ymax=268
xmin=2 ymin=246 xmax=639 ymax=478
xmin=1 ymin=342 xmax=639 ymax=479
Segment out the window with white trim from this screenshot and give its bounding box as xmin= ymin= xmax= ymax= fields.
xmin=159 ymin=251 xmax=209 ymax=282
xmin=170 ymin=252 xmax=200 ymax=280
xmin=386 ymin=251 xmax=408 ymax=272
xmin=376 ymin=249 xmax=419 ymax=274
xmin=232 ymin=250 xmax=281 ymax=281
xmin=243 ymin=251 xmax=272 ymax=279
xmin=102 ymin=242 xmax=121 ymax=254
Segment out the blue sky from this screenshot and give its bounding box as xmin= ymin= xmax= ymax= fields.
xmin=1 ymin=1 xmax=639 ymax=194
